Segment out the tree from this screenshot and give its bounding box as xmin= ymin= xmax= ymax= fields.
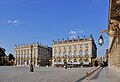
xmin=8 ymin=54 xmax=14 ymax=61
xmin=0 ymin=47 xmax=6 ymax=65
xmin=8 ymin=53 xmax=15 ymax=65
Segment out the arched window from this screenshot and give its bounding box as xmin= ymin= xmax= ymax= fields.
xmin=79 ymin=50 xmax=83 ymax=56
xmin=64 ymin=46 xmax=66 ymax=50
xmin=59 ymin=51 xmax=62 ymax=57
xmin=74 ymin=50 xmax=77 ymax=56
xmin=59 ymin=46 xmax=62 ymax=50
xmin=85 ymin=59 xmax=89 ymax=62
xmin=80 ymin=44 xmax=83 ymax=48
xmin=86 ymin=44 xmax=89 ymax=48
xmin=68 ymin=59 xmax=72 ymax=63
xmin=68 ymin=50 xmax=72 ymax=57
xmin=79 ymin=59 xmax=82 ymax=62
xmin=74 ymin=58 xmax=77 ymax=62
xmin=69 ymin=45 xmax=72 ymax=49
xmin=54 ymin=51 xmax=57 ymax=57
xmin=74 ymin=45 xmax=77 ymax=50
xmin=58 ymin=59 xmax=62 ymax=62
xmin=85 ymin=49 xmax=89 ymax=56
xmin=63 ymin=51 xmax=67 ymax=56
xmin=54 ymin=46 xmax=57 ymax=51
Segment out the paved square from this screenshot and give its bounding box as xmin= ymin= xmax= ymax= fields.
xmin=0 ymin=66 xmax=96 ymax=82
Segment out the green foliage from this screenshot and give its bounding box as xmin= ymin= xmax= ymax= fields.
xmin=80 ymin=61 xmax=83 ymax=65
xmin=63 ymin=59 xmax=67 ymax=64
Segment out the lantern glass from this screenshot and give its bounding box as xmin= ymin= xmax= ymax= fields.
xmin=98 ymin=35 xmax=104 ymax=46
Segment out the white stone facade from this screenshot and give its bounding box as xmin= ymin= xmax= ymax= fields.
xmin=14 ymin=43 xmax=52 ymax=67
xmin=52 ymin=35 xmax=97 ymax=67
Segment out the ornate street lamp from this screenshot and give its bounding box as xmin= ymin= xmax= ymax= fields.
xmin=98 ymin=34 xmax=104 ymax=46
xmin=64 ymin=55 xmax=67 ymax=69
xmin=98 ymin=21 xmax=120 ymax=46
xmin=30 ymin=44 xmax=34 ymax=72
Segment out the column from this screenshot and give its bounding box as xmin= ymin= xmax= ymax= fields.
xmin=20 ymin=50 xmax=22 ymax=66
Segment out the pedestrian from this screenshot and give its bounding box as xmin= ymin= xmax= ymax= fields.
xmin=101 ymin=62 xmax=104 ymax=69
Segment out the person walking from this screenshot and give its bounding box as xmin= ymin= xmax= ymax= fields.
xmin=101 ymin=62 xmax=104 ymax=69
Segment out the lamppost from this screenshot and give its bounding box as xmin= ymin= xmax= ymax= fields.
xmin=64 ymin=55 xmax=67 ymax=69
xmin=98 ymin=20 xmax=120 ymax=46
xmin=30 ymin=44 xmax=34 ymax=72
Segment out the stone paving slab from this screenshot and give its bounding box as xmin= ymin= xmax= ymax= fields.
xmin=82 ymin=67 xmax=120 ymax=82
xmin=0 ymin=66 xmax=97 ymax=82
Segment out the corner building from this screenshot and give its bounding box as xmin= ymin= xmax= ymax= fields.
xmin=52 ymin=34 xmax=97 ymax=67
xmin=15 ymin=43 xmax=52 ymax=67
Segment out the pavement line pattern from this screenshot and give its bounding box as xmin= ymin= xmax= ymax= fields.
xmin=75 ymin=67 xmax=100 ymax=82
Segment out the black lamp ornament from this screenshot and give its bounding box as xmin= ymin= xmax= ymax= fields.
xmin=98 ymin=34 xmax=104 ymax=46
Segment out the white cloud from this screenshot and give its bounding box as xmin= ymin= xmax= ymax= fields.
xmin=69 ymin=30 xmax=85 ymax=39
xmin=69 ymin=30 xmax=77 ymax=35
xmin=13 ymin=20 xmax=19 ymax=24
xmin=6 ymin=19 xmax=19 ymax=25
xmin=8 ymin=20 xmax=11 ymax=23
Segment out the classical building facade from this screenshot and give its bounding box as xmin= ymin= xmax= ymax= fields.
xmin=108 ymin=0 xmax=120 ymax=72
xmin=52 ymin=35 xmax=97 ymax=67
xmin=15 ymin=43 xmax=52 ymax=67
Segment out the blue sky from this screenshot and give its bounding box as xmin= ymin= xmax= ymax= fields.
xmin=0 ymin=0 xmax=109 ymax=57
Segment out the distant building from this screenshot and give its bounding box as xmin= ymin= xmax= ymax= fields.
xmin=52 ymin=34 xmax=97 ymax=67
xmin=14 ymin=43 xmax=52 ymax=67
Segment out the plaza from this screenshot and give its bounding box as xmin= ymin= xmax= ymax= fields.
xmin=0 ymin=66 xmax=120 ymax=82
xmin=0 ymin=66 xmax=97 ymax=82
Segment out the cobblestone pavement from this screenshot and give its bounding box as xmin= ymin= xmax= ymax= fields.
xmin=0 ymin=66 xmax=96 ymax=82
xmin=82 ymin=67 xmax=120 ymax=82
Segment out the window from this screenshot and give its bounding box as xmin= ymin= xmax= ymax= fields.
xmin=34 ymin=49 xmax=36 ymax=53
xmin=79 ymin=50 xmax=83 ymax=56
xmin=59 ymin=46 xmax=62 ymax=50
xmin=68 ymin=50 xmax=72 ymax=57
xmin=59 ymin=51 xmax=62 ymax=57
xmin=69 ymin=45 xmax=72 ymax=49
xmin=54 ymin=46 xmax=57 ymax=51
xmin=85 ymin=59 xmax=89 ymax=62
xmin=74 ymin=58 xmax=77 ymax=62
xmin=79 ymin=59 xmax=82 ymax=62
xmin=68 ymin=59 xmax=72 ymax=63
xmin=63 ymin=51 xmax=67 ymax=56
xmin=85 ymin=50 xmax=89 ymax=56
xmin=74 ymin=45 xmax=77 ymax=49
xmin=80 ymin=44 xmax=83 ymax=48
xmin=27 ymin=49 xmax=29 ymax=54
xmin=58 ymin=59 xmax=62 ymax=62
xmin=86 ymin=44 xmax=89 ymax=48
xmin=64 ymin=46 xmax=66 ymax=50
xmin=21 ymin=50 xmax=23 ymax=54
xmin=24 ymin=50 xmax=26 ymax=54
xmin=74 ymin=50 xmax=77 ymax=56
xmin=16 ymin=51 xmax=17 ymax=54
xmin=54 ymin=51 xmax=57 ymax=57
